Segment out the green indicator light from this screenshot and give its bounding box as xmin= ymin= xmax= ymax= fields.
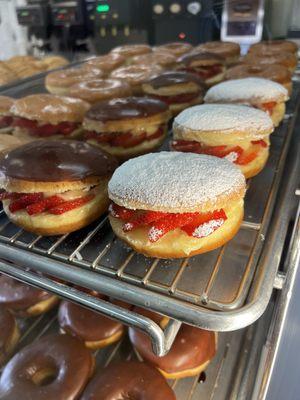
xmin=96 ymin=4 xmax=110 ymax=13
xmin=21 ymin=11 xmax=29 ymax=16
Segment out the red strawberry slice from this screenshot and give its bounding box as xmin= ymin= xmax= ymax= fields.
xmin=171 ymin=140 xmax=203 ymax=153
xmin=48 ymin=194 xmax=94 ymax=215
xmin=147 ymin=126 xmax=165 ymax=141
xmin=0 ymin=192 xmax=22 ymax=201
xmin=109 ymin=203 xmax=135 ymax=221
xmin=0 ymin=116 xmax=13 ymax=129
xmin=261 ymin=101 xmax=276 ymax=114
xmin=123 ymin=210 xmax=169 ymax=232
xmin=181 ymin=209 xmax=227 ymax=237
xmin=9 ymin=193 xmax=43 ymax=213
xmin=26 ymin=195 xmax=64 ymax=215
xmin=84 ymin=131 xmax=113 ymax=143
xmin=111 ymin=132 xmax=147 ymax=148
xmin=236 ymin=150 xmax=258 ymax=165
xmin=251 ymin=139 xmax=267 ymax=148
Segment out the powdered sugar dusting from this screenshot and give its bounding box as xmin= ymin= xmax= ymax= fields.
xmin=148 ymin=227 xmax=163 ymax=242
xmin=205 ymin=77 xmax=288 ymax=103
xmin=192 ymin=218 xmax=224 ymax=238
xmin=225 ymin=151 xmax=238 ymax=162
xmin=174 ymin=104 xmax=273 ymax=133
xmin=108 ymin=152 xmax=245 ymax=211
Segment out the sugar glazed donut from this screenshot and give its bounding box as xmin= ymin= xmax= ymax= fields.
xmin=108 ymin=152 xmax=246 ymax=258
xmin=81 ymin=361 xmax=176 ymax=400
xmin=0 ymin=140 xmax=118 ymax=235
xmin=0 ymin=306 xmax=20 ymax=365
xmin=248 ymin=40 xmax=298 ymax=56
xmin=142 ymin=71 xmax=206 ymax=116
xmin=68 ymin=79 xmax=132 ymax=104
xmin=242 ymin=51 xmax=297 ymax=73
xmin=0 ymin=334 xmax=94 ymax=400
xmin=110 ymin=44 xmax=152 ymax=59
xmin=0 ymin=275 xmax=58 ymax=316
xmin=129 ymin=309 xmax=216 ymax=379
xmin=176 ymin=52 xmax=226 ymax=86
xmin=0 ymin=96 xmax=14 ymax=133
xmin=193 ymin=41 xmax=241 ymax=65
xmin=11 ymin=94 xmax=90 ymax=140
xmin=130 ymin=51 xmax=177 ymax=69
xmin=225 ymin=64 xmax=292 ymax=95
xmin=83 ymin=97 xmax=171 ymax=161
xmin=58 ymin=298 xmax=127 ymax=349
xmin=204 ymin=77 xmax=289 ymax=127
xmin=153 ymin=41 xmax=193 ymax=57
xmin=84 ymin=53 xmax=125 ymax=74
xmin=45 ymin=67 xmax=103 ymax=95
xmin=172 ymin=104 xmax=274 ymax=179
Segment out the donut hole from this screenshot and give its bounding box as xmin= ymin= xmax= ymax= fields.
xmin=31 ymin=366 xmax=58 ymax=386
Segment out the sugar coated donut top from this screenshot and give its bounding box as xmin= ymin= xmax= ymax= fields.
xmin=174 ymin=103 xmax=273 ymax=134
xmin=205 ymin=77 xmax=288 ymax=103
xmin=108 ymin=152 xmax=245 ymax=213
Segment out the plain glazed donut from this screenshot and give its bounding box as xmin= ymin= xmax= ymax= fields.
xmin=225 ymin=64 xmax=292 ymax=95
xmin=0 ymin=306 xmax=20 ymax=365
xmin=248 ymin=40 xmax=298 ymax=55
xmin=0 ymin=140 xmax=118 ymax=236
xmin=204 ymin=77 xmax=289 ymax=127
xmin=130 ymin=51 xmax=177 ymax=69
xmin=173 ymin=103 xmax=273 ymax=178
xmin=68 ymin=79 xmax=132 ymax=104
xmin=108 ymin=152 xmax=246 ymax=258
xmin=0 ymin=334 xmax=94 ymax=400
xmin=242 ymin=51 xmax=298 ymax=73
xmin=45 ymin=67 xmax=103 ymax=95
xmin=81 ymin=361 xmax=176 ymax=400
xmin=111 ymin=44 xmax=151 ymax=58
xmin=193 ymin=41 xmax=240 ymax=65
xmin=153 ymin=41 xmax=193 ymax=57
xmin=84 ymin=53 xmax=125 ymax=74
xmin=0 ymin=275 xmax=58 ymax=317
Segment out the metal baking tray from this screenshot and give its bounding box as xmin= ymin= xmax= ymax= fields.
xmin=0 ymin=75 xmax=299 ymax=356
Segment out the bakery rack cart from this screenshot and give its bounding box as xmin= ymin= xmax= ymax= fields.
xmin=0 ymin=67 xmax=299 ymax=399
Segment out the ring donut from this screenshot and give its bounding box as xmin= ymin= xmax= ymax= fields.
xmin=0 ymin=306 xmax=20 ymax=365
xmin=84 ymin=53 xmax=125 ymax=74
xmin=111 ymin=44 xmax=151 ymax=59
xmin=108 ymin=151 xmax=246 ymax=258
xmin=153 ymin=42 xmax=193 ymax=57
xmin=243 ymin=50 xmax=297 ymax=73
xmin=81 ymin=361 xmax=176 ymax=400
xmin=0 ymin=334 xmax=94 ymax=400
xmin=130 ymin=51 xmax=177 ymax=69
xmin=249 ymin=40 xmax=298 ymax=55
xmin=194 ymin=41 xmax=240 ymax=65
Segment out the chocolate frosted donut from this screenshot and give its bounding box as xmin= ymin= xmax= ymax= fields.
xmin=0 ymin=276 xmax=58 ymax=317
xmin=81 ymin=361 xmax=176 ymax=400
xmin=58 ymin=299 xmax=126 ymax=349
xmin=0 ymin=334 xmax=94 ymax=400
xmin=68 ymin=79 xmax=132 ymax=104
xmin=129 ymin=321 xmax=216 ymax=378
xmin=83 ymin=97 xmax=170 ymax=160
xmin=0 ymin=306 xmax=20 ymax=365
xmin=0 ymin=140 xmax=118 ymax=235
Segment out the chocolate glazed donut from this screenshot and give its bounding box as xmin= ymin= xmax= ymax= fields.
xmin=0 ymin=334 xmax=94 ymax=400
xmin=81 ymin=361 xmax=176 ymax=400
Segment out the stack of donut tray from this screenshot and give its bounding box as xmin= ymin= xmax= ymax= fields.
xmin=0 ymin=69 xmax=299 ymax=399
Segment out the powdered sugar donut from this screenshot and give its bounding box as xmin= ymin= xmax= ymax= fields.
xmin=108 ymin=152 xmax=246 ymax=258
xmin=204 ymin=77 xmax=288 ymax=127
xmin=172 ymin=103 xmax=273 ymax=178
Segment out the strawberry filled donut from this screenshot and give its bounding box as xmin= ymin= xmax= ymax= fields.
xmin=204 ymin=77 xmax=289 ymax=127
xmin=11 ymin=94 xmax=90 ymax=140
xmin=0 ymin=140 xmax=118 ymax=235
xmin=176 ymin=52 xmax=226 ymax=86
xmin=108 ymin=152 xmax=246 ymax=258
xmin=83 ymin=97 xmax=171 ymax=161
xmin=0 ymin=96 xmax=14 ymax=133
xmin=172 ymin=104 xmax=273 ymax=178
xmin=142 ymin=71 xmax=206 ymax=116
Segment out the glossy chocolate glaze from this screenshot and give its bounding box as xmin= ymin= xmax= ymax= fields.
xmin=0 ymin=140 xmax=118 ymax=182
xmin=58 ymin=300 xmax=124 ymax=342
xmin=81 ymin=361 xmax=176 ymax=400
xmin=85 ymin=96 xmax=168 ymax=122
xmin=147 ymin=71 xmax=205 ymax=89
xmin=129 ymin=320 xmax=216 ymax=373
xmin=178 ymin=51 xmax=224 ymax=66
xmin=0 ymin=334 xmax=94 ymax=400
xmin=0 ymin=275 xmax=52 ymax=310
xmin=0 ymin=307 xmax=16 ymax=364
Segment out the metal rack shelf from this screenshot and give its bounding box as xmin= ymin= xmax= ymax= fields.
xmin=0 ymin=77 xmax=299 ymax=356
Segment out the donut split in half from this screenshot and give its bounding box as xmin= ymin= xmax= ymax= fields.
xmin=0 ymin=140 xmax=118 ymax=235
xmin=83 ymin=97 xmax=171 ymax=161
xmin=204 ymin=77 xmax=289 ymax=127
xmin=108 ymin=152 xmax=246 ymax=258
xmin=11 ymin=94 xmax=90 ymax=141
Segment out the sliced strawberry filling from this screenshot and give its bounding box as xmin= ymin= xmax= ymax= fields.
xmin=171 ymin=139 xmax=267 ymax=165
xmin=0 ymin=116 xmax=13 ymax=129
xmin=84 ymin=125 xmax=165 ymax=149
xmin=12 ymin=117 xmax=79 ymax=137
xmin=261 ymin=101 xmax=277 ymax=115
xmin=110 ymin=202 xmax=227 ymax=242
xmin=1 ymin=191 xmax=94 ymax=215
xmin=151 ymin=91 xmax=201 ymax=105
xmin=181 ymin=64 xmax=223 ymax=80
